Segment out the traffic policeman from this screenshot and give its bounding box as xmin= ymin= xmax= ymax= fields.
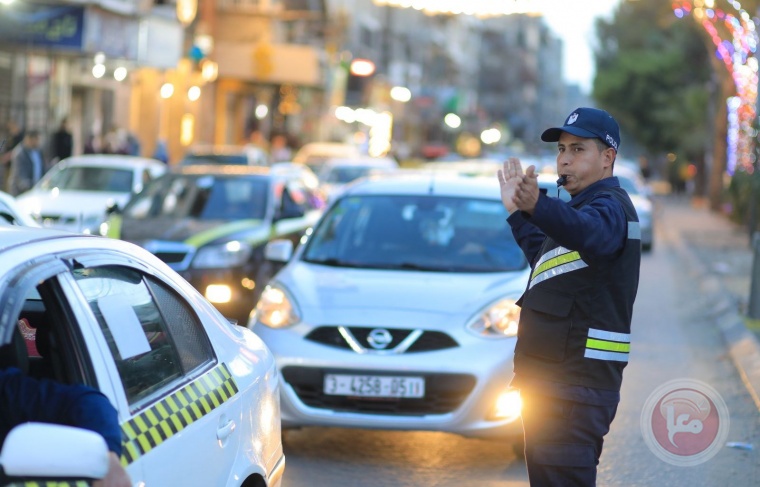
xmin=497 ymin=107 xmax=641 ymax=486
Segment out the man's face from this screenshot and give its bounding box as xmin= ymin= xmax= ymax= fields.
xmin=555 ymin=132 xmax=615 ymax=196
xmin=24 ymin=135 xmax=39 ymax=148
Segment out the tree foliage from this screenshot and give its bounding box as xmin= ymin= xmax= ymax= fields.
xmin=593 ymin=0 xmax=712 ymax=160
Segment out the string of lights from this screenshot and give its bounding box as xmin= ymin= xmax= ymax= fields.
xmin=674 ymin=0 xmax=759 ymax=175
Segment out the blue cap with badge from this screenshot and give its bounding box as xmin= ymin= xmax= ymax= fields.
xmin=541 ymin=107 xmax=620 ymax=151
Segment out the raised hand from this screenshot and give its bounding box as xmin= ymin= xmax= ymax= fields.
xmin=497 ymin=157 xmax=524 ymax=214
xmin=514 ymin=164 xmax=539 ymax=215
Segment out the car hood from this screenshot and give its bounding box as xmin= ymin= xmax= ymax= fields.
xmin=276 ymin=261 xmax=530 ymax=315
xmin=16 ymin=190 xmax=126 ymax=218
xmin=119 ymin=217 xmax=269 ymax=245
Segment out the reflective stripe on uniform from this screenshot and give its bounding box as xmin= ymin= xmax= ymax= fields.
xmin=120 ymin=363 xmax=239 ymax=466
xmin=528 ymin=246 xmax=588 ymax=289
xmin=585 ymin=327 xmax=630 ymax=362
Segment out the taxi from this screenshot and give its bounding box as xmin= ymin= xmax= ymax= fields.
xmin=102 ymin=163 xmax=324 ymax=324
xmin=0 ymin=227 xmax=284 ymax=486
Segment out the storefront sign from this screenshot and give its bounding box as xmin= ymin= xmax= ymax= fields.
xmin=0 ymin=4 xmax=85 ymax=50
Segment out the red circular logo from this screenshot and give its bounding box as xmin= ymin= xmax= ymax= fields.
xmin=641 ymin=379 xmax=729 ymax=466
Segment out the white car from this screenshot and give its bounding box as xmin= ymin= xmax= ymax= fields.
xmin=0 ymin=190 xmax=39 ymax=227
xmin=16 ymin=155 xmax=167 ymax=233
xmin=250 ymin=172 xmax=529 ymax=447
xmin=0 ymin=227 xmax=284 ymax=486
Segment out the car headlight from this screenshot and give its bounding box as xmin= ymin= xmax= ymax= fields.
xmin=466 ymin=298 xmax=520 ymax=338
xmin=192 ymin=241 xmax=253 ymax=268
xmin=251 ymin=284 xmax=301 ymax=329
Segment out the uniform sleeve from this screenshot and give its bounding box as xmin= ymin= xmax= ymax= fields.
xmin=528 ymin=192 xmax=627 ymax=257
xmin=507 ymin=210 xmax=546 ymax=264
xmin=0 ymin=368 xmax=123 ymax=455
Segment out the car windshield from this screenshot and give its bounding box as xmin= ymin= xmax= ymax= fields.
xmin=303 ymin=194 xmax=527 ymax=272
xmin=39 ymin=166 xmax=134 ymax=192
xmin=121 ymin=174 xmax=269 ymax=220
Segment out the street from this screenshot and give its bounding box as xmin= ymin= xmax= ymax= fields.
xmin=281 ymin=197 xmax=760 ymax=487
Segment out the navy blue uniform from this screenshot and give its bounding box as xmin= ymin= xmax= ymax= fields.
xmin=508 ymin=176 xmax=640 ymax=486
xmin=0 ymin=367 xmax=123 ymax=455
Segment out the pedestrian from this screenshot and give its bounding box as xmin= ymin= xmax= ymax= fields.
xmin=497 ymin=107 xmax=641 ymax=487
xmin=0 ymin=120 xmax=25 ymax=190
xmin=50 ymin=117 xmax=73 ymax=165
xmin=7 ymin=129 xmax=45 ymax=196
xmin=269 ymin=133 xmax=293 ymax=163
xmin=1 ymin=326 xmax=131 ymax=486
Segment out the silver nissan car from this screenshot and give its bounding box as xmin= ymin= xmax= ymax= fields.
xmin=250 ymin=172 xmax=529 ymax=449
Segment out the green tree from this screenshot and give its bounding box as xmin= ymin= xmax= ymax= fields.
xmin=593 ymin=0 xmax=712 ymax=197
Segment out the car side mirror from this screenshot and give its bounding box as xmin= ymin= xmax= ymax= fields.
xmin=0 ymin=423 xmax=109 ymax=480
xmin=105 ymin=201 xmax=120 ymax=216
xmin=265 ymin=239 xmax=294 ymax=262
xmin=275 ymin=205 xmax=305 ymax=221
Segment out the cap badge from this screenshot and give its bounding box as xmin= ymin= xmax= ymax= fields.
xmin=567 ymin=113 xmax=579 ymax=125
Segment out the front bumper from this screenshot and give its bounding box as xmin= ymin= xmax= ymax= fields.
xmin=253 ymin=323 xmax=523 ymax=440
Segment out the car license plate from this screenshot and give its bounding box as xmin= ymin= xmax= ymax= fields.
xmin=323 ymin=374 xmax=425 ymax=398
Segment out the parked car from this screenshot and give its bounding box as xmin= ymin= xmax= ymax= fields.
xmin=15 ymin=155 xmax=167 ymax=234
xmin=616 ymin=171 xmax=654 ymax=251
xmin=0 ymin=226 xmax=284 ymax=486
xmin=316 ymin=156 xmax=399 ymax=200
xmin=180 ymin=144 xmax=268 ymax=166
xmin=0 ymin=190 xmax=39 ymax=227
xmin=250 ymin=172 xmax=529 ymax=449
xmin=102 ymin=164 xmax=324 ymax=324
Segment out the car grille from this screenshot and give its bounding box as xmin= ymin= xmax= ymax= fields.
xmin=281 ymin=366 xmax=476 ymax=415
xmin=305 ymin=326 xmax=459 ymax=353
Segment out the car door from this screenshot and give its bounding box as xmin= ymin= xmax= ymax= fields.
xmin=0 ymin=254 xmax=146 ymax=486
xmin=59 ymin=259 xmax=243 ymax=487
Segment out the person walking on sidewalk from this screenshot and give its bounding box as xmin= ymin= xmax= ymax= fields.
xmin=8 ymin=129 xmax=45 ymax=196
xmin=497 ymin=107 xmax=641 ymax=486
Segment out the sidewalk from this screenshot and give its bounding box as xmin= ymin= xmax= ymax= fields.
xmin=660 ymin=194 xmax=760 ymax=411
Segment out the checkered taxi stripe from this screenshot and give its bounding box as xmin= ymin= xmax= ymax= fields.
xmin=120 ymin=363 xmax=239 ymax=466
xmin=9 ymin=365 xmax=238 ymax=486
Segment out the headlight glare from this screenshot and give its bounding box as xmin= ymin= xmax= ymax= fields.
xmin=466 ymin=298 xmax=520 ymax=338
xmin=252 ymin=284 xmax=301 ymax=329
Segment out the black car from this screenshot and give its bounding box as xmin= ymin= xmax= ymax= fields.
xmin=103 ymin=163 xmax=324 ymax=324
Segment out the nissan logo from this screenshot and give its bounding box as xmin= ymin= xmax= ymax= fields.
xmin=367 ymin=328 xmax=393 ymax=350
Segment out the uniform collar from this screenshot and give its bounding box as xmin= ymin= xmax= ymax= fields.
xmin=570 ymin=176 xmax=619 ymax=206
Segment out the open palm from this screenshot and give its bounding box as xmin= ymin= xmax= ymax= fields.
xmin=497 ymin=158 xmax=524 ymax=213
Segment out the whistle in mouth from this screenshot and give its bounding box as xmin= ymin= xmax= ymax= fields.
xmin=556 ymin=175 xmax=568 ymax=187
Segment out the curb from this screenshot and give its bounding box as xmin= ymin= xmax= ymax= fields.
xmin=670 ymin=219 xmax=760 ymax=412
